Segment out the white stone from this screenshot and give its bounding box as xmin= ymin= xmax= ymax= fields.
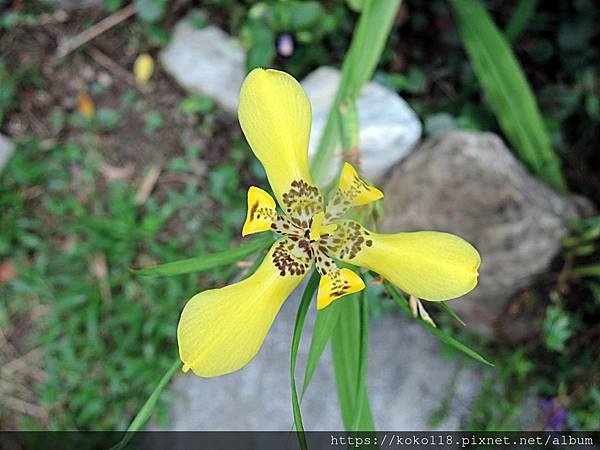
xmin=160 ymin=22 xmax=245 ymax=116
xmin=0 ymin=134 xmax=14 ymax=174
xmin=302 ymin=67 xmax=422 ymax=185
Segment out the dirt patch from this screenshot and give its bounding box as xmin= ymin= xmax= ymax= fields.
xmin=1 ymin=8 xmax=243 ymax=177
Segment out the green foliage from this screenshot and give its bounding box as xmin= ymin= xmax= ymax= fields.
xmin=179 ymin=96 xmax=216 ymax=116
xmin=543 ymin=304 xmax=573 ymax=352
xmin=135 ymin=0 xmax=169 ymax=23
xmin=132 ymin=235 xmax=273 ymax=277
xmin=467 ymin=217 xmax=600 ymax=430
xmin=301 ymin=299 xmax=343 ymax=397
xmin=450 ymin=0 xmax=566 ymax=192
xmin=331 ymin=295 xmax=376 ymax=431
xmin=114 ymin=358 xmax=181 ymax=449
xmin=310 ymin=0 xmax=401 ymax=184
xmin=241 ymin=1 xmax=341 ymax=73
xmin=0 ymin=134 xmax=248 ymax=429
xmin=385 ymin=283 xmax=493 ymax=367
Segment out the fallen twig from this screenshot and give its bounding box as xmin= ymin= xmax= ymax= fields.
xmin=135 ymin=165 xmax=162 ymax=206
xmin=87 ymin=46 xmax=147 ymax=93
xmin=56 ymin=3 xmax=136 ymax=58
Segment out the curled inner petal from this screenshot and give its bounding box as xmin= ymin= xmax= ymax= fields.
xmin=324 ymin=163 xmax=383 ymax=223
xmin=242 ymin=186 xmax=302 ymax=237
xmin=313 ymin=245 xmax=364 ymax=309
xmin=177 ymin=237 xmax=310 ymax=377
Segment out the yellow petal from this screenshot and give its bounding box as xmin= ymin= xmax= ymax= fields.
xmin=134 ymin=53 xmax=154 ymax=85
xmin=324 ymin=163 xmax=383 ymax=222
xmin=328 ymin=223 xmax=480 ymax=301
xmin=338 ymin=163 xmax=384 ymax=206
xmin=77 ymin=93 xmax=95 ymax=119
xmin=238 ymin=68 xmax=315 ymax=207
xmin=242 ymin=186 xmax=276 ymax=236
xmin=177 ymin=238 xmax=310 ymax=377
xmin=309 ymin=211 xmax=337 ymax=241
xmin=317 ymin=268 xmax=365 ymax=310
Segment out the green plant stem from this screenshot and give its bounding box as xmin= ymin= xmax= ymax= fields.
xmin=310 ymin=0 xmax=401 ymax=185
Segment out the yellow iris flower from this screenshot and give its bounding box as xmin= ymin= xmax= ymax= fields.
xmin=177 ymin=68 xmax=481 ymax=377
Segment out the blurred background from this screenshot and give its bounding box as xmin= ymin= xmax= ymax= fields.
xmin=0 ymin=0 xmax=599 ymax=432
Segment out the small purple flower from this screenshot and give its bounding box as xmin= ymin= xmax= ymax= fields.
xmin=276 ymin=33 xmax=294 ymax=58
xmin=539 ymin=398 xmax=567 ymax=430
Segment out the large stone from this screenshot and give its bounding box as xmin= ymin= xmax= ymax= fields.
xmin=302 ymin=67 xmax=421 ymax=185
xmin=381 ymin=131 xmax=579 ymax=337
xmin=0 ymin=134 xmax=14 ymax=174
xmin=160 ymin=282 xmax=481 ymax=431
xmin=160 ymin=22 xmax=245 ymax=116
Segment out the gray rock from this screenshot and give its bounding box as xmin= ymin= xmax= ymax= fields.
xmin=0 ymin=134 xmax=14 ymax=174
xmin=160 ymin=22 xmax=245 ymax=116
xmin=302 ymin=67 xmax=421 ymax=185
xmin=381 ymin=131 xmax=579 ymax=337
xmin=161 ymin=281 xmax=480 ymax=431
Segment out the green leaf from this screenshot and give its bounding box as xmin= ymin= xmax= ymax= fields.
xmin=310 ymin=0 xmax=401 ymax=184
xmin=504 ymin=0 xmax=539 ymax=42
xmin=331 ymin=295 xmax=376 ymax=431
xmin=245 ymin=18 xmax=275 ymax=72
xmin=301 ymin=300 xmax=342 ymax=397
xmin=385 ymin=283 xmax=494 ymax=367
xmin=542 ymin=305 xmax=573 ymax=352
xmin=113 ymin=358 xmax=180 ymax=450
xmin=290 ymin=271 xmax=319 ymax=449
xmin=131 ymin=235 xmax=274 ymax=276
xmin=436 ymin=301 xmax=466 ymax=326
xmin=135 ymin=0 xmax=169 ymax=23
xmin=271 ymin=1 xmax=324 ymax=32
xmin=572 ymin=264 xmax=600 ymax=278
xmin=450 ymin=0 xmax=566 ymax=192
xmin=352 ymin=290 xmax=369 ymax=430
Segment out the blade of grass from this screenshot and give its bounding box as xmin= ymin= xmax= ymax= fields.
xmin=310 ymin=0 xmax=401 ymax=184
xmin=385 ymin=283 xmax=494 ymax=367
xmin=300 ymin=299 xmax=342 ymax=398
xmin=436 ymin=301 xmax=466 ymax=326
xmin=505 ymin=0 xmax=539 ymax=42
xmin=450 ymin=0 xmax=566 ymax=192
xmin=130 ymin=235 xmax=274 ymax=276
xmin=331 ymin=295 xmax=376 ymax=431
xmin=112 ymin=357 xmax=180 ymax=450
xmin=290 ymin=270 xmax=319 ymax=448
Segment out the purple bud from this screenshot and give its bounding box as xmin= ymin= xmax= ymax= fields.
xmin=276 ymin=34 xmax=294 ymax=58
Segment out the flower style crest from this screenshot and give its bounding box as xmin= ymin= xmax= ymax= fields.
xmin=177 ymin=68 xmax=481 ymax=377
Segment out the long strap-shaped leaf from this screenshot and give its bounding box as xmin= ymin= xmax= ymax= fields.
xmin=310 ymin=0 xmax=401 ymax=184
xmin=450 ymin=0 xmax=566 ymax=192
xmin=131 ymin=235 xmax=274 ymax=276
xmin=331 ymin=294 xmax=376 ymax=431
xmin=385 ymin=283 xmax=494 ymax=367
xmin=290 ymin=270 xmax=320 ymax=449
xmin=112 ymin=358 xmax=181 ymax=450
xmin=301 ymin=300 xmax=343 ymax=398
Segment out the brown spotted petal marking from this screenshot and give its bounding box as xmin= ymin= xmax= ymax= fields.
xmin=272 ymin=237 xmax=312 ymax=277
xmin=281 ymin=179 xmax=323 ymax=229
